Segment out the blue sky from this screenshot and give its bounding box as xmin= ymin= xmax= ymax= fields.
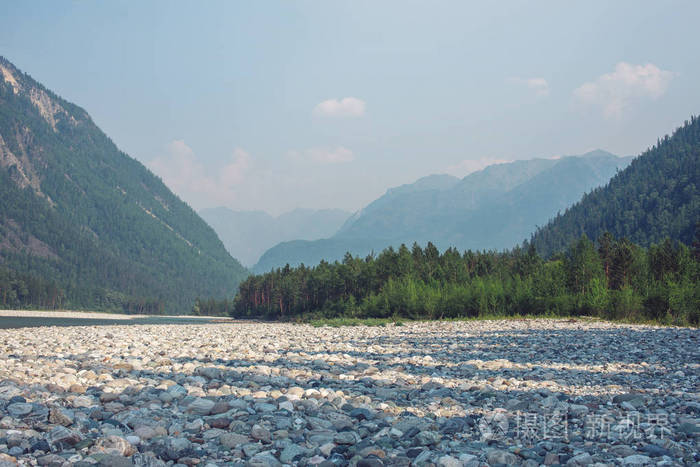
xmin=2 ymin=1 xmax=699 ymax=214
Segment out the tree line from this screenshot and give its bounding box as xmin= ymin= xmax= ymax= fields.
xmin=230 ymin=232 xmax=699 ymax=325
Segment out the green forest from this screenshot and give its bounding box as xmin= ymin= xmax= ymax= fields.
xmin=226 ymin=233 xmax=699 ymax=325
xmin=532 ymin=116 xmax=699 ymax=256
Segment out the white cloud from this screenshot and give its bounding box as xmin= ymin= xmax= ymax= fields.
xmin=525 ymin=78 xmax=550 ymax=96
xmin=308 ymin=146 xmax=354 ymax=163
xmin=573 ymin=62 xmax=676 ymax=118
xmin=149 ymin=140 xmax=251 ymax=207
xmin=446 ymin=157 xmax=512 ymax=177
xmin=313 ymin=97 xmax=366 ymax=117
xmin=288 ymin=146 xmax=355 ymax=164
xmin=509 ymin=77 xmax=549 ymax=97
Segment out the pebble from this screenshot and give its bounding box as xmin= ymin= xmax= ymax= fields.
xmin=0 ymin=319 xmax=695 ymax=465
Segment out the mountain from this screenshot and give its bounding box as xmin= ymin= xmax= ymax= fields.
xmin=531 ymin=117 xmax=700 ymax=257
xmin=199 ymin=207 xmax=351 ymax=266
xmin=253 ymin=151 xmax=632 ymax=272
xmin=0 ymin=56 xmax=247 ymax=313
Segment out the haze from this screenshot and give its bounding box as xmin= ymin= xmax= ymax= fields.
xmin=2 ymin=0 xmax=698 ymax=215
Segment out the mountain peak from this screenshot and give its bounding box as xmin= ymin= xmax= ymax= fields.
xmin=578 ymin=149 xmax=618 ymax=159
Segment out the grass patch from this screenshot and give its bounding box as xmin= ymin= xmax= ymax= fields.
xmin=306 ymin=314 xmax=601 ymax=328
xmin=304 ymin=313 xmax=696 ymax=328
xmin=308 ymin=317 xmax=406 ymax=327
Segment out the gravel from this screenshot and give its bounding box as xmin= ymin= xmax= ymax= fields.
xmin=0 ymin=318 xmax=697 ymax=466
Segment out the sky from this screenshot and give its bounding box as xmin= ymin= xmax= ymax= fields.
xmin=1 ymin=1 xmax=699 ymax=215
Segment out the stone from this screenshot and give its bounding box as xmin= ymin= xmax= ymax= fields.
xmin=568 ymin=404 xmax=589 ymax=417
xmin=566 ymin=453 xmax=593 ymax=466
xmin=437 ymin=455 xmax=460 ymax=467
xmin=641 ymin=444 xmax=670 ymax=457
xmin=219 ymin=432 xmax=249 ymax=449
xmin=187 ymin=398 xmax=215 ymax=415
xmin=134 ymin=426 xmax=158 ymax=440
xmin=92 ymin=436 xmax=136 ymax=457
xmin=280 ymin=444 xmax=306 ymax=463
xmin=47 ymin=426 xmax=82 ymax=446
xmin=677 ymin=422 xmax=699 ymax=435
xmin=248 ymin=452 xmax=282 ymax=467
xmin=610 ymin=446 xmax=636 ymax=457
xmin=487 ymin=449 xmax=519 ymax=465
xmin=94 ymin=453 xmax=135 ymax=466
xmin=168 ymin=385 xmax=188 ymax=399
xmin=334 ymin=431 xmax=360 ymax=445
xmin=49 ymin=407 xmax=74 ymax=426
xmin=100 ymin=392 xmax=120 ymax=403
xmin=165 ymin=437 xmax=192 ymax=461
xmin=37 ymin=454 xmax=65 ymax=466
xmin=72 ymin=395 xmax=96 ymax=408
xmin=6 ymin=402 xmax=32 ymax=418
xmin=251 ymin=424 xmax=271 ymax=442
xmin=414 ymin=430 xmax=440 ymax=446
xmin=209 ymin=401 xmax=229 ymax=415
xmin=0 ymin=453 xmax=17 ymax=467
xmin=621 ymin=454 xmax=652 ymax=465
xmin=279 ymin=401 xmax=294 ymax=412
xmin=357 ymin=458 xmax=384 ymax=467
xmin=349 ymin=408 xmax=372 ymax=420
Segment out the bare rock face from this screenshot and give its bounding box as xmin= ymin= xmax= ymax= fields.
xmin=0 ymin=320 xmax=697 ymax=465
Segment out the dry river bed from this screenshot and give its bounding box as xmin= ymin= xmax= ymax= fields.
xmin=0 ymin=319 xmax=697 ymax=467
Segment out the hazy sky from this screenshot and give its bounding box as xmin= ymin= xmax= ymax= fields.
xmin=2 ymin=1 xmax=699 ymax=215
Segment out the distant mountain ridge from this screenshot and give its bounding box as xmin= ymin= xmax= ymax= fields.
xmin=253 ymin=151 xmax=632 ymax=272
xmin=199 ymin=207 xmax=351 ymax=266
xmin=0 ymin=56 xmax=247 ymax=312
xmin=531 ymin=117 xmax=700 ymax=256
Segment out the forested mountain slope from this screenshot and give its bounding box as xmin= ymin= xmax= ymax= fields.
xmin=0 ymin=56 xmax=247 ymax=312
xmin=531 ymin=117 xmax=700 ymax=257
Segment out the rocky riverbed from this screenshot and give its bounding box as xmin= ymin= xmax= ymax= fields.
xmin=0 ymin=319 xmax=697 ymax=466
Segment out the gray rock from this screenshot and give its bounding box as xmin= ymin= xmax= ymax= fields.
xmin=641 ymin=444 xmax=670 ymax=457
xmin=220 ymin=432 xmax=249 ymax=450
xmin=437 ymin=455 xmax=460 ymax=467
xmin=251 ymin=424 xmax=271 ymax=442
xmin=279 ymin=444 xmax=306 ymax=463
xmin=167 ymin=385 xmax=188 ymax=399
xmin=164 ymin=437 xmax=191 ymax=461
xmin=248 ymin=452 xmax=282 ymax=467
xmin=47 ymin=426 xmax=82 ymax=446
xmin=621 ymin=454 xmax=652 ymax=465
xmin=6 ymin=402 xmax=32 ymax=417
xmin=242 ymin=443 xmax=263 ymax=458
xmin=566 ymin=453 xmax=593 ymax=466
xmin=414 ymin=430 xmax=440 ymax=446
xmin=95 ymin=454 xmax=135 ymax=467
xmin=677 ymin=422 xmax=699 ymax=435
xmin=487 ymin=449 xmax=519 ymax=465
xmin=187 ymin=398 xmax=215 ymax=415
xmin=334 ymin=431 xmax=360 ymax=445
xmin=49 ymin=406 xmax=74 ymax=426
